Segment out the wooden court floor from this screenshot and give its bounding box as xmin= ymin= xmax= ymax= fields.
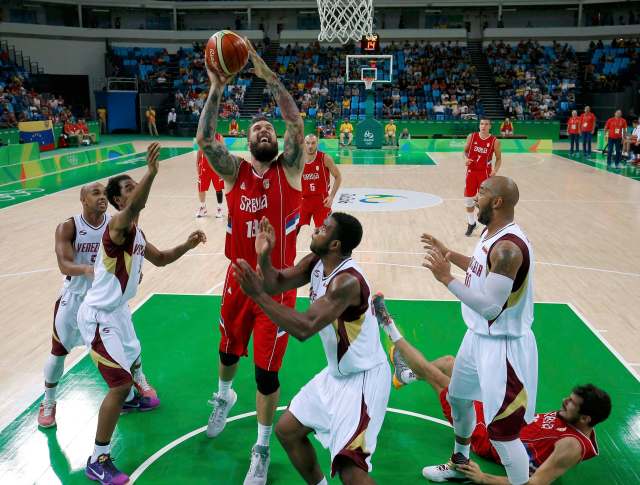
xmin=0 ymin=140 xmax=638 ymax=450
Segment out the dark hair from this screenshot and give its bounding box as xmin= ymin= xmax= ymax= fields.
xmin=573 ymin=384 xmax=611 ymax=426
xmin=250 ymin=114 xmax=271 ymax=129
xmin=480 ymin=117 xmax=491 ymax=123
xmin=331 ymin=212 xmax=363 ymax=256
xmin=106 ymin=174 xmax=133 ymax=209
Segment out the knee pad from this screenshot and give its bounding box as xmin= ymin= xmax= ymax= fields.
xmin=255 ymin=366 xmax=280 ymax=395
xmin=219 ymin=351 xmax=240 ymax=367
xmin=464 ymin=197 xmax=475 ymax=208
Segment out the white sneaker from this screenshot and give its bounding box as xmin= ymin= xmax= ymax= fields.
xmin=196 ymin=206 xmax=208 ymax=218
xmin=206 ymin=389 xmax=237 ymax=438
xmin=216 ymin=207 xmax=223 ymax=218
xmin=243 ymin=444 xmax=270 ymax=485
xmin=422 ymin=454 xmax=469 ymax=482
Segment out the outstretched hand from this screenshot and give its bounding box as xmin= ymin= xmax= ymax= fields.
xmin=146 ymin=142 xmax=161 ymax=175
xmin=186 ymin=230 xmax=207 ymax=249
xmin=255 ymin=217 xmax=275 ymax=260
xmin=206 ymin=63 xmax=232 ymax=89
xmin=421 ymin=233 xmax=449 ymax=257
xmin=245 ymin=38 xmax=274 ymax=81
xmin=232 ymin=259 xmax=265 ymax=298
xmin=422 ymin=247 xmax=453 ymax=285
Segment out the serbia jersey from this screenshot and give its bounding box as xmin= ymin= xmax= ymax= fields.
xmin=468 ymin=132 xmax=496 ymax=172
xmin=62 ymin=213 xmax=110 ymax=296
xmin=462 ymin=223 xmax=534 ymax=337
xmin=302 ymin=151 xmax=330 ymax=199
xmin=83 ymin=225 xmax=146 ymax=311
xmin=309 ymin=258 xmax=387 ymax=376
xmin=225 ymin=156 xmax=301 ymax=269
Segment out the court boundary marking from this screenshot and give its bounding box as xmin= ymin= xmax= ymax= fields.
xmin=127 ymin=406 xmax=452 ymax=483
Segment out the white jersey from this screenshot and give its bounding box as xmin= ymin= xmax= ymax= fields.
xmin=309 ymin=258 xmax=387 ymax=376
xmin=462 ymin=222 xmax=534 ymax=337
xmin=62 ymin=213 xmax=110 ymax=296
xmin=83 ymin=224 xmax=146 ymax=311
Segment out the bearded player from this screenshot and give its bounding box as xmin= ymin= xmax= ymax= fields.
xmin=373 ymin=293 xmax=611 ymax=484
xmin=463 ymin=119 xmax=502 ymax=237
xmin=195 ymin=39 xmax=305 ymax=485
xmin=298 ymin=134 xmax=342 ymax=232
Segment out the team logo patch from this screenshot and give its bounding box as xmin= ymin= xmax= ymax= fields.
xmin=79 ymin=230 xmax=87 ymax=235
xmin=241 ymin=182 xmax=246 ymax=190
xmin=263 ymin=179 xmax=270 ymax=190
xmin=335 ymin=188 xmax=442 ymax=212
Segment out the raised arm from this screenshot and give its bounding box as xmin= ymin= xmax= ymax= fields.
xmin=323 ymin=153 xmax=342 ymax=208
xmin=195 ymin=69 xmax=241 ymax=186
xmin=421 ymin=233 xmax=471 ymax=271
xmin=254 ymin=217 xmax=318 ymax=294
xmin=492 ymin=139 xmax=502 ymax=176
xmin=144 ymin=230 xmax=207 ymax=267
xmin=109 ymin=142 xmax=160 ymax=245
xmin=234 ymin=260 xmax=361 ymax=341
xmin=54 ymin=219 xmax=93 ymax=279
xmin=245 ymin=39 xmax=304 ymax=179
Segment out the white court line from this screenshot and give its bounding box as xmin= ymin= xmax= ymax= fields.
xmin=206 ymin=280 xmax=225 ymax=294
xmin=0 ymin=267 xmax=57 ymax=278
xmin=567 ymin=303 xmax=640 ymax=382
xmin=0 ymin=292 xmax=156 ymax=434
xmin=128 ymin=406 xmax=451 ymax=483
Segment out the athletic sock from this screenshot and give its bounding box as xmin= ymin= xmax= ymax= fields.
xmin=218 ymin=379 xmax=233 ymax=399
xmin=383 ymin=321 xmax=403 ymax=343
xmin=454 ymin=442 xmax=471 ymax=459
xmin=466 ymin=212 xmax=476 ymax=225
xmin=256 ymin=423 xmax=272 ymax=447
xmin=91 ymin=442 xmax=111 ymax=463
xmin=44 ymin=386 xmax=57 ymax=402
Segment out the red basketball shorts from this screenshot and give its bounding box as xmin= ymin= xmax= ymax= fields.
xmin=464 ymin=168 xmax=491 ymax=197
xmin=198 ymin=159 xmax=224 ymax=192
xmin=299 ymin=196 xmax=331 ymax=228
xmin=219 ymin=265 xmax=296 ymax=371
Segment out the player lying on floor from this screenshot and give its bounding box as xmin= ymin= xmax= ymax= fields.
xmin=372 ymin=293 xmax=611 ymax=485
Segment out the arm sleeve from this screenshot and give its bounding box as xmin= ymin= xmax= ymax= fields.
xmin=447 ymin=272 xmax=514 ymax=321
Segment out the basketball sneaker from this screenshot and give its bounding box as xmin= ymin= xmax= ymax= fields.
xmin=243 ymin=444 xmax=270 ymax=485
xmin=196 ymin=206 xmax=208 ymax=218
xmin=389 ymin=345 xmax=416 ymax=389
xmin=206 ymin=389 xmax=237 ymax=438
xmin=216 ymin=206 xmax=224 ymax=218
xmin=37 ymin=400 xmax=56 ymax=428
xmin=422 ymin=453 xmax=470 ymax=482
xmin=85 ymin=454 xmax=129 ymax=485
xmin=133 ymin=373 xmax=160 ymax=410
xmin=465 ymin=223 xmax=477 ymax=237
xmin=372 ymin=291 xmax=393 ymax=328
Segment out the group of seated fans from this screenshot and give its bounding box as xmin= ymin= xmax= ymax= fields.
xmin=486 ymin=40 xmax=578 ymax=120
xmin=584 ymin=38 xmax=640 ymax=92
xmin=0 ymin=48 xmax=88 ymax=131
xmin=259 ymin=41 xmax=482 ymax=124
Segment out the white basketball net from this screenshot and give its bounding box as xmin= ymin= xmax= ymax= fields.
xmin=317 ymin=0 xmax=374 ymax=44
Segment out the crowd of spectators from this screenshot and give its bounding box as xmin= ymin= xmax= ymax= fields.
xmin=0 ymin=48 xmax=84 ymax=129
xmin=486 ymin=40 xmax=578 ymax=120
xmin=584 ymin=38 xmax=640 ymax=92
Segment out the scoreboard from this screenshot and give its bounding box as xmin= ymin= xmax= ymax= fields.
xmin=360 ymin=33 xmax=380 ymax=53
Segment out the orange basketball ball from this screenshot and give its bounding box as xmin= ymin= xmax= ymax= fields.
xmin=205 ymin=30 xmax=249 ymax=76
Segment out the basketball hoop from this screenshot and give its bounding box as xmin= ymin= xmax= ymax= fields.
xmin=317 ymin=0 xmax=374 ymax=44
xmin=363 ymin=76 xmax=375 ymax=91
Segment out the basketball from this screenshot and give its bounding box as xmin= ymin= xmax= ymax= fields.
xmin=205 ymin=30 xmax=249 ymax=76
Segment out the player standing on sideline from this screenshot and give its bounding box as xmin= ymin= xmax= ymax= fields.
xmin=567 ymin=110 xmax=581 ymax=156
xmin=78 ymin=143 xmax=207 ymax=485
xmin=196 ymin=133 xmax=226 ymax=218
xmin=373 ymin=293 xmax=611 ymax=484
xmin=298 ymin=134 xmax=342 ymax=232
xmin=196 ymin=39 xmax=305 ymax=485
xmin=579 ymin=106 xmax=596 ymax=158
xmin=421 ymin=176 xmax=538 ymax=485
xmin=233 ymin=214 xmax=390 ymax=485
xmin=462 ymin=119 xmax=502 ymax=237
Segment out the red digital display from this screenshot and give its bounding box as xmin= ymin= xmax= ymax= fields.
xmin=360 ymin=34 xmax=380 ymax=53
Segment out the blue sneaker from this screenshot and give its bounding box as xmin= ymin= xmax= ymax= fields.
xmin=85 ymin=454 xmax=129 ymax=485
xmin=121 ymin=391 xmax=160 ymax=415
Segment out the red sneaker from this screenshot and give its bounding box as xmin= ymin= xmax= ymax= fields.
xmin=38 ymin=401 xmax=57 ymax=428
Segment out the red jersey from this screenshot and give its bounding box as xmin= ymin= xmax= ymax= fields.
xmin=467 ymin=132 xmax=496 ymax=171
xmin=604 ymin=117 xmax=627 ymax=139
xmin=567 ymin=116 xmax=581 ymax=135
xmin=225 ymin=157 xmax=301 ymax=269
xmin=302 ymin=151 xmax=330 ymax=199
xmin=197 ymin=133 xmax=224 ymax=182
xmin=580 ymin=112 xmax=596 ymax=132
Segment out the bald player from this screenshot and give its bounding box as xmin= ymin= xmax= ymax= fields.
xmin=298 ymin=134 xmax=342 ymax=232
xmin=39 ymin=183 xmax=110 ymax=428
xmin=421 ymin=176 xmax=538 ymax=485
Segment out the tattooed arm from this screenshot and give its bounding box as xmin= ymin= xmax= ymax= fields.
xmin=245 ymin=39 xmax=305 ymax=183
xmin=195 ymin=68 xmax=241 ymax=187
